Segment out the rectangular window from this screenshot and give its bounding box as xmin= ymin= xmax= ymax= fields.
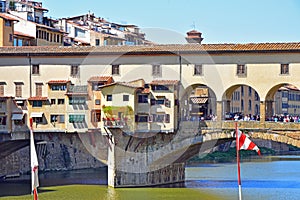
xmin=135 ymin=115 xmax=149 ymax=122
xmin=241 ymin=99 xmax=244 ymax=111
xmin=92 ymin=82 xmax=104 ymax=90
xmin=151 ymin=98 xmax=165 ymax=105
xmin=248 ymin=87 xmax=252 ymax=96
xmin=51 ymin=85 xmax=66 ymax=91
xmin=5 ymin=20 xmax=11 ymax=26
xmin=123 ymin=95 xmax=129 ymax=101
xmin=69 ymin=114 xmax=85 ymax=123
xmin=51 ymin=115 xmax=58 ymax=123
xmin=50 ymin=99 xmax=56 ymax=105
xmin=165 ymin=114 xmax=170 ymax=123
xmin=95 ymin=39 xmax=100 ymax=46
xmin=32 ymin=64 xmax=40 ymax=75
xmin=9 ymin=34 xmax=12 ymax=42
xmin=32 ymin=101 xmax=43 ymax=107
xmin=152 ymin=85 xmax=169 ymax=91
xmin=35 ymin=83 xmax=43 ymax=96
xmin=59 ymin=115 xmax=65 ymax=123
xmin=95 ymin=99 xmax=101 ymax=105
xmin=248 ymin=100 xmax=252 ymax=111
xmin=0 ymin=116 xmax=7 ymax=125
xmin=280 ymin=64 xmax=289 ymax=75
xmin=152 ymin=65 xmax=161 ymax=77
xmin=112 ymin=65 xmax=120 ymax=75
xmin=0 ymin=83 xmax=4 ymax=96
xmin=70 ymin=65 xmax=79 ymax=77
xmin=241 ymin=86 xmax=244 ymax=96
xmin=0 ymin=2 xmax=5 ymax=12
xmin=51 ymin=115 xmax=65 ymax=123
xmin=15 ymin=83 xmax=23 ymax=97
xmin=152 ymin=114 xmax=165 ymax=122
xmin=91 ymin=110 xmax=101 ymax=122
xmin=165 ymin=99 xmax=171 ymax=108
xmin=58 ymin=99 xmax=65 ymax=105
xmin=194 ymin=64 xmax=203 ymax=76
xmin=138 ymin=95 xmax=148 ymax=103
xmin=107 ymin=94 xmax=112 ymax=101
xmin=255 ymin=92 xmax=259 ymax=101
xmin=237 ymin=64 xmax=246 ymax=76
xmin=69 ymin=97 xmax=86 ymax=105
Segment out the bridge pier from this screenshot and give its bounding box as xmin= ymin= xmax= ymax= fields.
xmin=107 ymin=136 xmax=185 ymax=188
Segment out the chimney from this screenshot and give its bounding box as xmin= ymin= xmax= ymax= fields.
xmin=185 ymin=30 xmax=204 ymax=44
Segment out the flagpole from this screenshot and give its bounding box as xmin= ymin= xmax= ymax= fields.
xmin=30 ymin=118 xmax=39 ymax=200
xmin=235 ymin=122 xmax=242 ymax=200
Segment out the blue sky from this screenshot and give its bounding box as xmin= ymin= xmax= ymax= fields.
xmin=43 ymin=0 xmax=300 ymax=44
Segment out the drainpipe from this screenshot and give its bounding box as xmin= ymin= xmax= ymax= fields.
xmin=27 ymin=53 xmax=32 ymax=97
xmin=178 ymin=54 xmax=182 ymax=129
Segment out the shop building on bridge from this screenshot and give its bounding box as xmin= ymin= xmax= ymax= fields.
xmin=0 ymin=43 xmax=300 ymax=134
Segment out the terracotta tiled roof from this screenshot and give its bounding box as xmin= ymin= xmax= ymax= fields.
xmin=1 ymin=43 xmax=300 ymax=55
xmin=150 ymin=80 xmax=179 ymax=85
xmin=141 ymin=88 xmax=150 ymax=94
xmin=28 ymin=97 xmax=48 ymax=101
xmin=99 ymin=82 xmax=139 ymax=89
xmin=48 ymin=80 xmax=70 ymax=84
xmin=88 ymin=76 xmax=112 ymax=82
xmin=0 ymin=13 xmax=19 ymax=21
xmin=36 ymin=23 xmax=64 ymax=33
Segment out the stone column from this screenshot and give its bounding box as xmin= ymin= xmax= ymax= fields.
xmin=259 ymin=101 xmax=265 ymax=123
xmin=107 ymin=137 xmax=116 ymax=187
xmin=216 ymin=101 xmax=223 ymax=121
xmin=225 ymin=100 xmax=231 ymax=114
xmin=265 ymin=100 xmax=274 ymax=120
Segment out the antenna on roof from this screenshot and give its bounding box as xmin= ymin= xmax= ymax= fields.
xmin=191 ymin=21 xmax=196 ymax=30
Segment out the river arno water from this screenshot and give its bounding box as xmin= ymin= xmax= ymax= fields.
xmin=1 ymin=156 xmax=300 ymax=200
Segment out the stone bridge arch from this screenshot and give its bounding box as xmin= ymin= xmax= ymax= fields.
xmin=264 ymin=83 xmax=300 ymax=120
xmin=222 ymin=84 xmax=260 ymax=120
xmin=180 ymin=83 xmax=217 ymax=121
xmin=151 ymin=128 xmax=300 ymax=165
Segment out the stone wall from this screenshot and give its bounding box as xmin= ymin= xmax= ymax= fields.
xmin=0 ymin=132 xmax=105 ymax=178
xmin=113 ymin=163 xmax=185 ymax=187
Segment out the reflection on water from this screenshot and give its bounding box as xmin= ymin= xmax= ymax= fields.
xmin=1 ymin=156 xmax=300 ymax=200
xmin=185 ymin=155 xmax=300 ymax=200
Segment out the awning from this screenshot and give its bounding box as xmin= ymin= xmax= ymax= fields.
xmin=31 ymin=112 xmax=43 ymax=118
xmin=12 ymin=113 xmax=24 ymax=120
xmin=190 ymin=97 xmax=208 ymax=104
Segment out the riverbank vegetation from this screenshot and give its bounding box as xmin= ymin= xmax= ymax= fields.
xmin=187 ymin=147 xmax=276 ymax=164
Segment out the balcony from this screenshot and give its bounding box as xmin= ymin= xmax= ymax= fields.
xmin=103 ymin=118 xmax=128 ymax=128
xmin=66 ymin=85 xmax=88 ymax=95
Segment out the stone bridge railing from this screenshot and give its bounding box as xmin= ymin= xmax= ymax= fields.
xmin=181 ymin=121 xmax=300 ymax=131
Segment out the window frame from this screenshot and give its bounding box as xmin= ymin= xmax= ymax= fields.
xmin=107 ymin=94 xmax=112 ymax=101
xmin=32 ymin=64 xmax=40 ymax=75
xmin=194 ymin=64 xmax=203 ymax=76
xmin=70 ymin=65 xmax=79 ymax=77
xmin=152 ymin=64 xmax=161 ymax=77
xmin=32 ymin=100 xmax=43 ymax=107
xmin=138 ymin=94 xmax=148 ymax=103
xmin=112 ymin=65 xmax=120 ymax=75
xmin=237 ymin=64 xmax=247 ymax=76
xmin=123 ymin=95 xmax=129 ymax=101
xmin=280 ymin=64 xmax=289 ymax=75
xmin=58 ymin=99 xmax=65 ymax=105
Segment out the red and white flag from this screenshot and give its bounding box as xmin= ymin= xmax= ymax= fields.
xmin=237 ymin=129 xmax=261 ymax=155
xmin=30 ymin=118 xmax=39 ymax=200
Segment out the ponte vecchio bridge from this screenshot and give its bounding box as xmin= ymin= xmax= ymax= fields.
xmin=1 ymin=43 xmax=300 ymax=186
